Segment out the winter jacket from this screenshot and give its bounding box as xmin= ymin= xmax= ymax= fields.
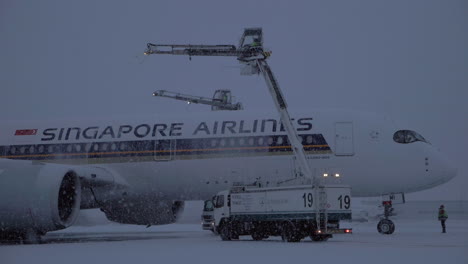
xmin=438 ymin=208 xmax=448 ymax=220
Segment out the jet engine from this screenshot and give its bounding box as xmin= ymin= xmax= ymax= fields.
xmin=0 ymin=160 xmax=81 ymax=241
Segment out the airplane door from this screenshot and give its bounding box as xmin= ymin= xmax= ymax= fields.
xmin=335 ymin=122 xmax=354 ymax=156
xmin=154 ymin=139 xmax=176 ymax=161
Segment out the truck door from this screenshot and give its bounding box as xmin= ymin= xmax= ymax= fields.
xmin=154 ymin=139 xmax=177 ymax=161
xmin=213 ymin=193 xmax=230 ymax=224
xmin=335 ymin=122 xmax=354 ymax=156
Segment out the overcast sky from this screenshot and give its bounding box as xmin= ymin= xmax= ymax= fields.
xmin=1 ymin=0 xmax=467 ymax=200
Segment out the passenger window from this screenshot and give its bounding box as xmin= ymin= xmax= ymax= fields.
xmin=267 ymin=137 xmax=273 ymax=145
xmin=277 ymin=136 xmax=283 ymax=145
xmin=101 ymin=143 xmax=108 ymax=151
xmin=258 ymin=137 xmax=264 ymax=145
xmin=75 ymin=144 xmax=82 ymax=152
xmin=119 ymin=143 xmax=127 ymax=151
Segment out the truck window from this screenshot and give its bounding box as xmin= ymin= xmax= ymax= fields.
xmin=214 ymin=195 xmax=224 ymax=208
xmin=203 ymin=200 xmax=214 ymax=212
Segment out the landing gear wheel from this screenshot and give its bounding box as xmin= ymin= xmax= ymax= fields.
xmin=19 ymin=229 xmax=44 ymax=244
xmin=377 ymin=219 xmax=395 ymax=234
xmin=0 ymin=232 xmax=22 ymax=244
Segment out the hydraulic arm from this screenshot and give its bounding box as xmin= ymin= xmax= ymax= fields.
xmin=144 ymin=28 xmax=309 ymax=180
xmin=153 ymin=90 xmax=242 ymax=111
xmin=254 ymin=59 xmax=313 ymax=179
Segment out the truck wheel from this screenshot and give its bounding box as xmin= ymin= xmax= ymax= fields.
xmin=377 ymin=219 xmax=395 ymax=234
xmin=230 ymin=223 xmax=240 ymax=240
xmin=231 ymin=233 xmax=239 ymax=240
xmin=281 ymin=222 xmax=301 ymax=242
xmin=219 ymin=224 xmax=232 ymax=241
xmin=251 ymin=231 xmax=264 ymax=241
xmin=310 ymin=235 xmax=329 ymax=242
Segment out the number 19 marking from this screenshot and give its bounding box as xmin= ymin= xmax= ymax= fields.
xmin=302 ymin=193 xmax=313 ymax=207
xmin=338 ymin=195 xmax=351 ymax=209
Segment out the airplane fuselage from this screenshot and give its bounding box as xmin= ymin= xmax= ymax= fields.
xmin=0 ymin=109 xmax=456 ymax=203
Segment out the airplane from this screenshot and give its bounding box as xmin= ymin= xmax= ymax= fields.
xmin=0 ymin=108 xmax=457 ymax=242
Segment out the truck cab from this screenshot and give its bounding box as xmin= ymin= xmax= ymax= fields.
xmin=201 ymin=199 xmax=215 ymax=232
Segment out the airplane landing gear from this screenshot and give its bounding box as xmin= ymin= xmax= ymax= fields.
xmin=0 ymin=229 xmax=44 ymax=244
xmin=378 ymin=201 xmax=395 ymax=234
xmin=377 ymin=219 xmax=395 ymax=234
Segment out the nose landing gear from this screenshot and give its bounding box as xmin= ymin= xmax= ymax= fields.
xmin=377 ymin=219 xmax=395 ymax=234
xmin=377 ymin=201 xmax=395 ymax=234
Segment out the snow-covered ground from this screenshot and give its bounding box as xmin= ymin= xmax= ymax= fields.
xmin=1 ymin=201 xmax=467 ymax=264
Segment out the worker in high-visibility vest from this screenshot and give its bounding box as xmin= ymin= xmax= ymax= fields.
xmin=438 ymin=205 xmax=448 ymax=233
xmin=251 ymin=38 xmax=261 ymax=47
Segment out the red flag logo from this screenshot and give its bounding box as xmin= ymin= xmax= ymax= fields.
xmin=15 ymin=129 xmax=38 ymax=136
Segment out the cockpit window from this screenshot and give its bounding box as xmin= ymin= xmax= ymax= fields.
xmin=393 ymin=130 xmax=429 ymax=144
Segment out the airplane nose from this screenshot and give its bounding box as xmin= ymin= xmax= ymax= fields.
xmin=445 ymin=164 xmax=458 ymax=182
xmin=431 ymin=151 xmax=457 ymax=184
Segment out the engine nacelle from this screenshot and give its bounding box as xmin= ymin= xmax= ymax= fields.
xmin=0 ymin=159 xmax=81 ymax=235
xmin=102 ymin=199 xmax=184 ymax=225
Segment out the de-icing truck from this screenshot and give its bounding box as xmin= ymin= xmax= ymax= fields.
xmin=212 ymin=184 xmax=352 ymax=242
xmin=144 ymin=28 xmax=353 ymax=242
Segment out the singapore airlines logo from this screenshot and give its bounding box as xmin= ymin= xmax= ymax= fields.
xmin=14 ymin=129 xmax=38 ymax=136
